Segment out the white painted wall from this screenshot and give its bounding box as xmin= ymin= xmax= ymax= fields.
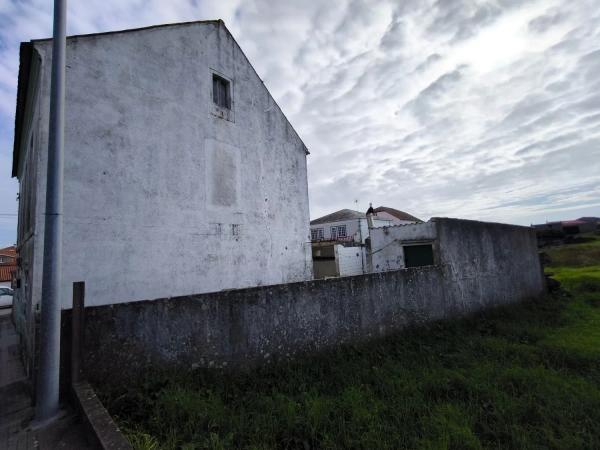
xmin=335 ymin=245 xmax=365 ymax=276
xmin=310 ymin=217 xmax=392 ymax=243
xmin=370 ymin=222 xmax=437 ymax=272
xmin=18 ymin=22 xmax=313 ymax=308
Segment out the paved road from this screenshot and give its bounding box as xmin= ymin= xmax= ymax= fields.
xmin=0 ymin=311 xmax=96 ymax=449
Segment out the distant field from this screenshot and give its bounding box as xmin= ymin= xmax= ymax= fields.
xmin=544 ymin=233 xmax=600 ymax=268
xmin=101 ymin=235 xmax=600 ymax=450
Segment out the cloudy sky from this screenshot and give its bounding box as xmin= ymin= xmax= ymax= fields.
xmin=1 ymin=0 xmax=599 ymax=246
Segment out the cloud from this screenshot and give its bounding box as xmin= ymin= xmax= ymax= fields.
xmin=426 ymin=0 xmax=505 ymax=43
xmin=0 ymin=0 xmax=599 ymax=247
xmin=528 ymin=7 xmax=569 ymax=33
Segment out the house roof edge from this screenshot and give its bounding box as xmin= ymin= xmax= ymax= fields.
xmin=12 ymin=42 xmax=33 ymax=178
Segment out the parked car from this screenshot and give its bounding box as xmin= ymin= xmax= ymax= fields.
xmin=0 ymin=287 xmax=13 ymax=309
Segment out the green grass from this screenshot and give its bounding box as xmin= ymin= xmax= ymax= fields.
xmin=543 ymin=232 xmax=600 ymax=268
xmin=100 ymin=236 xmax=600 ymax=450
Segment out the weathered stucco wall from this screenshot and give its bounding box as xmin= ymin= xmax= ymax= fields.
xmin=77 ymin=218 xmax=545 ymax=384
xmin=435 ymin=218 xmax=544 ymax=309
xmin=22 ymin=21 xmax=312 ymax=309
xmin=370 ymin=221 xmax=437 ymax=271
xmin=335 ymin=245 xmax=365 ymax=276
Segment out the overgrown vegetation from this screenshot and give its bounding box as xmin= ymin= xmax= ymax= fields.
xmin=101 ymin=235 xmax=600 ymax=449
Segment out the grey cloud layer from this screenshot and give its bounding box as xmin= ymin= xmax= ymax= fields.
xmin=272 ymin=0 xmax=600 ymax=223
xmin=0 ymin=0 xmax=598 ymax=246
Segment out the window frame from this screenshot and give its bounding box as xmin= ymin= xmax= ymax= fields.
xmin=330 ymin=226 xmax=337 ymax=240
xmin=403 ymin=242 xmax=435 ymax=268
xmin=311 ymin=228 xmax=324 ymax=241
xmin=212 ymin=74 xmax=231 ymax=110
xmin=210 ymin=69 xmax=235 ymax=122
xmin=330 ymin=225 xmax=347 ymax=240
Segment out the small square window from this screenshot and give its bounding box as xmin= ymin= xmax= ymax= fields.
xmin=212 ymin=74 xmax=231 ymax=110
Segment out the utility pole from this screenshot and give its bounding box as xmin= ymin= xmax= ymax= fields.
xmin=35 ymin=0 xmax=67 ymax=425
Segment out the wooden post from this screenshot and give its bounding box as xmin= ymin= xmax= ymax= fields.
xmin=71 ymin=281 xmax=85 ymax=384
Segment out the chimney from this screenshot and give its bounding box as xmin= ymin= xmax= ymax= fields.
xmin=366 ymin=202 xmax=375 ymax=229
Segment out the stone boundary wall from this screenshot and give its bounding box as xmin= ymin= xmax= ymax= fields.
xmin=77 ymin=218 xmax=545 ymax=384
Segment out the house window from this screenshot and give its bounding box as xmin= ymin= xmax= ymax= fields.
xmin=212 ymin=74 xmax=231 ymax=110
xmin=404 ymin=244 xmax=434 ymax=268
xmin=331 ymin=225 xmax=347 ymax=240
xmin=311 ymin=228 xmax=324 ymax=241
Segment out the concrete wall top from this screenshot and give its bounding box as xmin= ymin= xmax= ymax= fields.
xmin=78 ymin=213 xmax=547 ymax=382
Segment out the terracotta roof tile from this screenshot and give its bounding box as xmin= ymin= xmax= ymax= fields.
xmin=0 ymin=265 xmax=16 ymax=282
xmin=0 ymin=246 xmax=17 ymax=258
xmin=373 ymin=206 xmax=422 ymax=223
xmin=310 ymin=209 xmax=365 ymax=225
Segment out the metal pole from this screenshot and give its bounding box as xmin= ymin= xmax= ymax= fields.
xmin=35 ymin=0 xmax=67 ymax=424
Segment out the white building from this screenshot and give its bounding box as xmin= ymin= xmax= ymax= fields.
xmin=369 ymin=221 xmax=437 ymax=272
xmin=310 ymin=207 xmax=422 ymax=278
xmin=11 ymin=20 xmax=313 ymax=363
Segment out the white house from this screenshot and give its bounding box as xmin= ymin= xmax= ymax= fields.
xmin=369 ymin=221 xmax=437 ymax=272
xmin=310 ymin=207 xmax=422 ymax=278
xmin=11 ymin=20 xmax=313 ymax=365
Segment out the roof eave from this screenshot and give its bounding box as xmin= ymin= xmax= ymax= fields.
xmin=12 ymin=42 xmax=33 ymax=178
xmin=11 ymin=19 xmax=311 ymax=173
xmin=30 ymin=19 xmax=223 ymax=44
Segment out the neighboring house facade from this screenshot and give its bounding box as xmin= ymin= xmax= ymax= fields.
xmin=533 ymin=217 xmax=599 ymax=246
xmin=310 ymin=209 xmax=378 ymax=244
xmin=0 ymin=246 xmax=17 ymax=288
xmin=310 ymin=207 xmax=422 ymax=278
xmin=533 ymin=217 xmax=600 ymax=234
xmin=370 ymin=222 xmax=437 ymax=272
xmin=12 ymin=21 xmax=313 ymax=371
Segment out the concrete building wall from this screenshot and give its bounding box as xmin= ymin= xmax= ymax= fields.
xmin=17 ymin=22 xmax=312 ymax=310
xmin=370 ymin=222 xmax=437 ymax=271
xmin=73 ymin=218 xmax=545 ymax=384
xmin=435 ymin=218 xmax=544 ymax=309
xmin=12 ymin=47 xmax=48 ymax=376
xmin=335 ymin=245 xmax=365 ymax=276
